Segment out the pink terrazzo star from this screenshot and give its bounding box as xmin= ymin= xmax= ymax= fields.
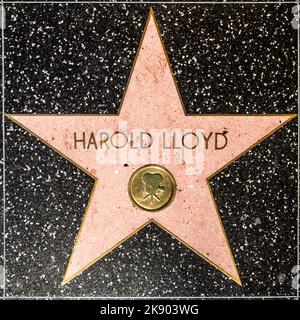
xmin=7 ymin=9 xmax=296 ymax=286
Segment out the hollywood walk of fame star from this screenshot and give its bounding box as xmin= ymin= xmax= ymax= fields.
xmin=6 ymin=9 xmax=296 ymax=286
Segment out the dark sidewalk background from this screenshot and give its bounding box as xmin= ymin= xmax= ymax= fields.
xmin=0 ymin=1 xmax=298 ymax=297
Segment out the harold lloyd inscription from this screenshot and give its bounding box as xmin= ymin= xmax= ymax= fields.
xmin=70 ymin=122 xmax=229 ymax=175
xmin=73 ymin=130 xmax=228 ymax=150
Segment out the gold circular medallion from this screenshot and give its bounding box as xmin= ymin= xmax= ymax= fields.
xmin=128 ymin=164 xmax=176 ymax=212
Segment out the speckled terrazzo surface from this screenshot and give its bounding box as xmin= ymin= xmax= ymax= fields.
xmin=1 ymin=3 xmax=298 ymax=297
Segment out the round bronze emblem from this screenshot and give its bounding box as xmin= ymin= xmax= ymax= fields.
xmin=128 ymin=164 xmax=176 ymax=212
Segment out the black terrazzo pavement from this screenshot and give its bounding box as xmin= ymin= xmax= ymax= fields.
xmin=2 ymin=3 xmax=299 ymax=297
xmin=1 ymin=1 xmax=297 ymax=3
xmin=1 ymin=14 xmax=4 ymax=297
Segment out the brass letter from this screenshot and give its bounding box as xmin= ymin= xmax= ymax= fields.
xmin=74 ymin=132 xmax=86 ymax=149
